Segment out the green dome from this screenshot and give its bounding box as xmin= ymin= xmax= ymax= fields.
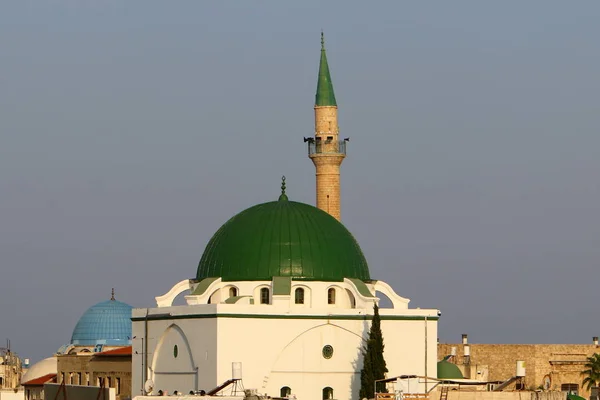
xmin=437 ymin=360 xmax=464 ymax=380
xmin=197 ymin=195 xmax=370 ymax=282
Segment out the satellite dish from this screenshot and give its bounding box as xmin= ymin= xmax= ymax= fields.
xmin=543 ymin=375 xmax=551 ymax=390
xmin=144 ymin=379 xmax=155 ymax=394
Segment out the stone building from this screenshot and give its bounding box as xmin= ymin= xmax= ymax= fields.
xmin=22 ymin=291 xmax=133 ymax=400
xmin=439 ymin=335 xmax=600 ymax=398
xmin=0 ymin=348 xmax=23 ymax=390
xmin=56 ymin=346 xmax=131 ymax=399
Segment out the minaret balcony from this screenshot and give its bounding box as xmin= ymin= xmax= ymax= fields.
xmin=307 ymin=139 xmax=347 ymax=156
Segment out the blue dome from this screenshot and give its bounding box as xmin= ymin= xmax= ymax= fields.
xmin=70 ymin=299 xmax=133 ymax=346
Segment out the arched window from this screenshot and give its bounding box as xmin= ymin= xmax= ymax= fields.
xmin=229 ymin=287 xmax=238 ymax=298
xmin=327 ymin=288 xmax=336 ymax=304
xmin=294 ymin=288 xmax=304 ymax=304
xmin=260 ymin=288 xmax=270 ymax=304
xmin=322 ymin=387 xmax=334 ymax=399
xmin=280 ymin=386 xmax=292 ymax=397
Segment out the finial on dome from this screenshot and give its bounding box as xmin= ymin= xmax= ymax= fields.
xmin=321 ymin=30 xmax=325 ymax=50
xmin=279 ymin=176 xmax=288 ymax=201
xmin=111 ymin=288 xmax=115 ymax=301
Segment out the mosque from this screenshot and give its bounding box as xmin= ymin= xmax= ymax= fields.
xmin=131 ymin=35 xmax=440 ymax=400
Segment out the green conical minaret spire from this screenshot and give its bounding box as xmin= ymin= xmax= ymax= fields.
xmin=315 ymin=32 xmax=337 ymax=107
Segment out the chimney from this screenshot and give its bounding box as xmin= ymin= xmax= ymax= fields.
xmin=593 ymin=337 xmax=598 ymax=345
xmin=462 ymin=334 xmax=468 ymax=344
xmin=463 ymin=345 xmax=471 ymax=365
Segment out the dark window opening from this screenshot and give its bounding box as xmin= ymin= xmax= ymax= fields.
xmin=280 ymin=386 xmax=291 ymax=397
xmin=328 ymin=288 xmax=336 ymax=304
xmin=260 ymin=288 xmax=270 ymax=304
xmin=562 ymin=384 xmax=579 ymax=395
xmin=295 ymin=288 xmax=305 ymax=304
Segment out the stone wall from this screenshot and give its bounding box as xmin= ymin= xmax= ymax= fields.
xmin=56 ymin=354 xmax=131 ymax=400
xmin=438 ymin=343 xmax=600 ymax=398
xmin=310 ymin=154 xmax=344 ymax=220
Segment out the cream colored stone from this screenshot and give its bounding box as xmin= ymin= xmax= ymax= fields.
xmin=310 ymin=105 xmax=345 ymax=221
xmin=314 ymin=106 xmax=339 ymax=137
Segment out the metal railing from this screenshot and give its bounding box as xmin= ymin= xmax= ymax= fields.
xmin=307 ymin=140 xmax=347 ymax=156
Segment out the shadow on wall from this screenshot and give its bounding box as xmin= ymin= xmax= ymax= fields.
xmin=350 ymin=354 xmax=362 ymax=400
xmin=349 ymin=316 xmax=371 ymax=400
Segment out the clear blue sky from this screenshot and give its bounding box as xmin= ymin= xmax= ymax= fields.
xmin=2 ymin=1 xmax=600 ymax=362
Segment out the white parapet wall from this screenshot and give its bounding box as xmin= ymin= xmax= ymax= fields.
xmin=0 ymin=390 xmax=25 ymax=400
xmin=445 ymin=391 xmax=566 ymax=400
xmin=133 ymin=397 xmax=240 ymax=400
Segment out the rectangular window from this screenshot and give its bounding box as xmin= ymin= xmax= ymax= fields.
xmin=77 ymin=372 xmax=82 ymax=385
xmin=85 ymin=373 xmax=90 ymax=386
xmin=260 ymin=288 xmax=270 ymax=304
xmin=116 ymin=378 xmax=121 ymax=394
xmin=295 ymin=288 xmax=304 ymax=304
xmin=562 ymin=384 xmax=579 ymax=395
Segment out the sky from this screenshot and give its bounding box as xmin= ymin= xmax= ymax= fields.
xmin=1 ymin=1 xmax=600 ymax=363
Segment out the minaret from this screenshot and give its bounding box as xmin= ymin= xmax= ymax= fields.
xmin=307 ymin=32 xmax=346 ymax=221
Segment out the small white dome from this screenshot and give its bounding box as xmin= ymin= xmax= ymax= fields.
xmin=21 ymin=357 xmax=57 ymax=385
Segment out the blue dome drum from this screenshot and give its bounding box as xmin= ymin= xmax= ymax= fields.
xmin=70 ymin=293 xmax=133 ymax=346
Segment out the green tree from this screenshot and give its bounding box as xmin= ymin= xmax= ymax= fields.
xmin=359 ymin=303 xmax=389 ymax=400
xmin=582 ymin=353 xmax=600 ymax=390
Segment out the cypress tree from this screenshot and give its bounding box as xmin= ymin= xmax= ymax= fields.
xmin=359 ymin=303 xmax=389 ymax=400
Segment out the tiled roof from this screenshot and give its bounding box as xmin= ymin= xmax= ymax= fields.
xmin=96 ymin=346 xmax=132 ymax=356
xmin=22 ymin=373 xmax=57 ymax=386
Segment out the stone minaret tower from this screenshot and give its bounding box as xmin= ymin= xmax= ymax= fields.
xmin=307 ymin=33 xmax=346 ymax=221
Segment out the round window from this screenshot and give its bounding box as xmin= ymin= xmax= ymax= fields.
xmin=174 ymin=345 xmax=178 ymax=358
xmin=322 ymin=345 xmax=333 ymax=359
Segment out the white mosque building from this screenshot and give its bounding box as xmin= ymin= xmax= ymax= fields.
xmin=132 ymin=35 xmax=440 ymax=400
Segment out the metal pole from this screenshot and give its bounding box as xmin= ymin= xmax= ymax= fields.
xmin=425 ymin=315 xmax=428 ymax=393
xmin=141 ymin=337 xmax=144 ymax=394
xmin=144 ymin=310 xmax=149 ymax=393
